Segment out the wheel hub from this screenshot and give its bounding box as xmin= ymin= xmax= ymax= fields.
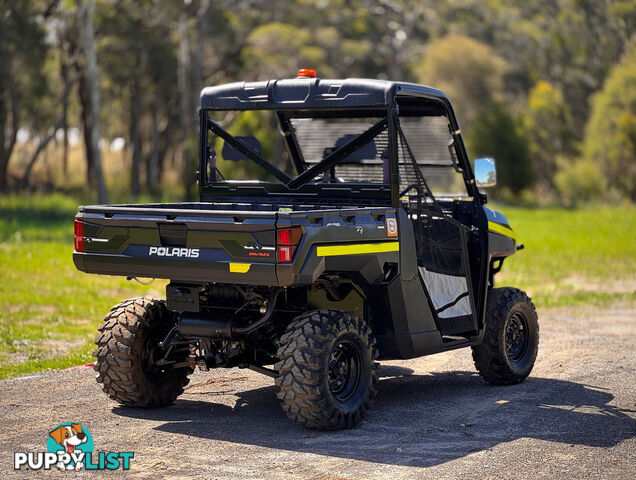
xmin=505 ymin=312 xmax=529 ymax=362
xmin=327 ymin=340 xmax=361 ymax=403
xmin=142 ymin=339 xmax=169 ymax=379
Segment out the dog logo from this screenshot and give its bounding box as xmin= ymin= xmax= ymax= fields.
xmin=47 ymin=423 xmax=92 ymax=471
xmin=386 ymin=217 xmax=398 ymax=237
xmin=14 ymin=422 xmax=133 ymax=471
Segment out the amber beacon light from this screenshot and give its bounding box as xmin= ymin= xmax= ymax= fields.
xmin=297 ymin=68 xmax=317 ymax=78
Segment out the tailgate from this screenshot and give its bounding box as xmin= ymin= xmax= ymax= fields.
xmin=73 ymin=205 xmax=278 ymax=285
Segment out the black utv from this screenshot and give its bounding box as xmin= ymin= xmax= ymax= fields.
xmin=73 ymin=70 xmax=538 ymax=430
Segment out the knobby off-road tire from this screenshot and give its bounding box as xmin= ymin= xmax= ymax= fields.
xmin=275 ymin=309 xmax=378 ymax=430
xmin=93 ymin=297 xmax=192 ymax=407
xmin=472 ymin=287 xmax=539 ymax=385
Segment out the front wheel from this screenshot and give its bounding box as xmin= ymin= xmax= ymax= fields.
xmin=275 ymin=309 xmax=378 ymax=430
xmin=472 ymin=288 xmax=539 ymax=385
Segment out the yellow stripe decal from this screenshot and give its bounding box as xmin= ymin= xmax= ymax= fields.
xmin=316 ymin=242 xmax=400 ymax=257
xmin=488 ymin=221 xmax=517 ymax=241
xmin=229 ymin=262 xmax=251 ymax=273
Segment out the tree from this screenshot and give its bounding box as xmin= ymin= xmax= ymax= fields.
xmin=583 ymin=42 xmax=636 ymax=200
xmin=0 ymin=0 xmax=632 ymax=202
xmin=240 ymin=23 xmax=329 ymax=79
xmin=412 ymin=34 xmax=508 ymax=129
xmin=353 ymin=0 xmax=432 ymax=80
xmin=19 ymin=1 xmax=80 ymax=190
xmin=554 ymin=158 xmax=606 ymax=206
xmin=178 ymin=6 xmax=197 ymax=201
xmin=524 ymin=80 xmax=575 ymax=189
xmin=97 ymin=0 xmax=180 ymax=197
xmin=465 ymin=102 xmax=533 ymax=197
xmin=0 ymin=0 xmax=48 ymax=191
xmin=20 ymin=80 xmax=74 ymax=189
xmin=77 ymin=0 xmax=108 ymax=203
xmin=429 ymin=0 xmax=636 ymax=133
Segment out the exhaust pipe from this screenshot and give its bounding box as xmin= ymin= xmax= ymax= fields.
xmin=179 ymin=289 xmax=281 ymax=339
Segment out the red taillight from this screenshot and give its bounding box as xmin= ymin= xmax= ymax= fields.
xmin=277 ymin=227 xmax=303 ymax=246
xmin=74 ymin=220 xmax=85 ymax=252
xmin=276 ymin=226 xmax=303 ymax=263
xmin=277 ymin=245 xmax=293 ymax=263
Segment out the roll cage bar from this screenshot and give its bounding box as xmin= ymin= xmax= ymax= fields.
xmin=198 ymin=79 xmax=481 ymax=206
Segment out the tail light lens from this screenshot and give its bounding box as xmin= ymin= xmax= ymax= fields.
xmin=276 ymin=226 xmax=303 ymax=263
xmin=74 ymin=220 xmax=85 ymax=252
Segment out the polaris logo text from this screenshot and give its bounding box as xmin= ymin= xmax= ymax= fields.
xmin=149 ymin=246 xmax=199 ymax=258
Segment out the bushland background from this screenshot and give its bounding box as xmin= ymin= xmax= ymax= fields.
xmin=0 ymin=0 xmax=634 ymax=378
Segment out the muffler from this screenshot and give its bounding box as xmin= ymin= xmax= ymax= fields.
xmin=178 ymin=289 xmax=280 ymax=339
xmin=179 ymin=314 xmax=232 ymax=338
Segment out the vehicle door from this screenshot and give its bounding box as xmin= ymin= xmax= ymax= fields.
xmin=397 ymin=115 xmax=478 ymax=335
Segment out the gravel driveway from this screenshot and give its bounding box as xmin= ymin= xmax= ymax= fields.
xmin=1 ymin=303 xmax=634 ymax=479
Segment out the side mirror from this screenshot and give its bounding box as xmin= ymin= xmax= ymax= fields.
xmin=474 ymin=157 xmax=496 ymax=188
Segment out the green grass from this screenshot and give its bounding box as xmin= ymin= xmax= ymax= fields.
xmin=494 ymin=204 xmax=636 ymax=307
xmin=0 ymin=193 xmax=166 ymax=379
xmin=0 ymin=194 xmax=634 ymax=379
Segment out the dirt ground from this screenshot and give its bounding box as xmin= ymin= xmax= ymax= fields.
xmin=0 ymin=302 xmax=634 ymax=479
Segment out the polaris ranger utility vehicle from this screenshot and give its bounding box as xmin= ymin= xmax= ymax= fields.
xmin=74 ymin=70 xmax=538 ymax=430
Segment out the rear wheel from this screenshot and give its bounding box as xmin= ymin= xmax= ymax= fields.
xmin=275 ymin=309 xmax=378 ymax=430
xmin=93 ymin=297 xmax=192 ymax=407
xmin=472 ymin=288 xmax=539 ymax=385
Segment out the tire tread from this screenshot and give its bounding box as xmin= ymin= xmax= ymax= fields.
xmin=472 ymin=287 xmax=539 ymax=385
xmin=93 ymin=296 xmax=191 ymax=407
xmin=275 ymin=309 xmax=378 ymax=430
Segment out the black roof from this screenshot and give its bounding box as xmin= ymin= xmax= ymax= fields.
xmin=199 ymin=77 xmax=450 ymax=111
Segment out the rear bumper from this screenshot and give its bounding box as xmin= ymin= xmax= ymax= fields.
xmin=73 ymin=252 xmax=278 ymax=285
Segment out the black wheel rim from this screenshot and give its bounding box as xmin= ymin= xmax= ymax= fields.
xmin=505 ymin=311 xmax=529 ymax=363
xmin=327 ymin=340 xmax=361 ymax=403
